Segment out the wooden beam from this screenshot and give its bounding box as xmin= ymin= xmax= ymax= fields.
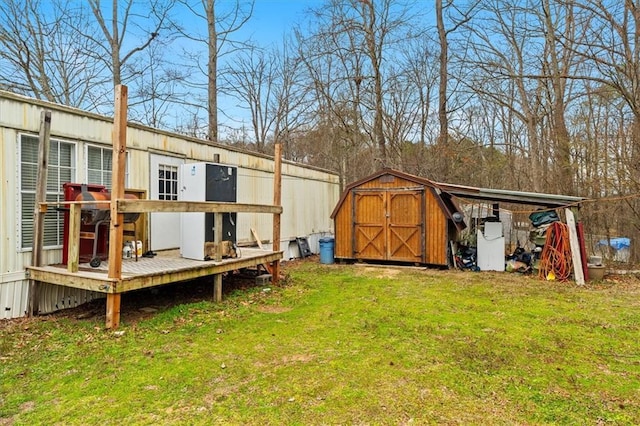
xmin=565 ymin=209 xmax=585 ymax=285
xmin=106 ymin=84 xmax=128 ymax=328
xmin=26 ymin=267 xmax=119 ymax=292
xmin=28 ymin=110 xmax=52 ymax=316
xmin=271 ymin=142 xmax=282 ymax=284
xmin=251 ymin=228 xmax=264 ymax=249
xmin=67 ymin=203 xmax=81 ymax=272
xmin=250 ymin=227 xmax=273 ymax=274
xmin=117 ymin=199 xmax=282 ymax=214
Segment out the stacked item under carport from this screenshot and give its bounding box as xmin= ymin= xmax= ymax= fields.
xmin=504 ymin=210 xmax=560 ymax=274
xmin=528 ymin=210 xmax=561 ymax=274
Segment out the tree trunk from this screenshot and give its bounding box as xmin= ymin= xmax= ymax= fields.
xmin=361 ymin=0 xmax=386 ymax=168
xmin=543 ymin=0 xmax=574 ymax=194
xmin=111 ymin=0 xmax=121 ymax=86
xmin=207 ymin=0 xmax=218 ymax=142
xmin=436 ymin=0 xmax=450 ymax=179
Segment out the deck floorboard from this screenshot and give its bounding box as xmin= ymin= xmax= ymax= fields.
xmin=27 ymin=248 xmax=281 ymax=294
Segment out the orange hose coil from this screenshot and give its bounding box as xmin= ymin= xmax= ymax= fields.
xmin=538 ymin=222 xmax=573 ymax=281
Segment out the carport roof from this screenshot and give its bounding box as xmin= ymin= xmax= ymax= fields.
xmin=433 ymin=182 xmax=586 ymax=208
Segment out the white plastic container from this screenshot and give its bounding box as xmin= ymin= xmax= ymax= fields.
xmin=122 ymin=242 xmax=132 ymax=259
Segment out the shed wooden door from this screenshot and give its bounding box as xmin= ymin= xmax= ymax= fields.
xmin=353 ymin=189 xmax=424 ymax=262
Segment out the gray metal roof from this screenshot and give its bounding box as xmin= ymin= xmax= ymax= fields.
xmin=433 ymin=182 xmax=586 ymax=208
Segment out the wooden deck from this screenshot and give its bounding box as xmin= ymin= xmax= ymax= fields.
xmin=26 ymin=248 xmax=281 ymax=295
xmin=27 ymin=86 xmax=284 ymax=328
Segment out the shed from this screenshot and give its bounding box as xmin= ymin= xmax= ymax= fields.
xmin=330 ymin=169 xmax=465 ymax=266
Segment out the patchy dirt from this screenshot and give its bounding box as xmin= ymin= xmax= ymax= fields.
xmin=587 ymin=272 xmax=640 ymax=293
xmin=357 ymin=266 xmax=404 ymax=279
xmin=254 ymin=305 xmax=292 ymax=314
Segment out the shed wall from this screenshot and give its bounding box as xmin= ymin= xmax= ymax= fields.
xmin=0 ymin=91 xmax=340 ymax=319
xmin=334 ymin=191 xmax=354 ymax=259
xmin=425 ymin=188 xmax=448 ymax=265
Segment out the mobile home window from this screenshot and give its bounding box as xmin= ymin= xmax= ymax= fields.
xmin=86 ymin=145 xmax=129 ymax=189
xmin=87 ymin=145 xmax=112 ymax=188
xmin=20 ymin=135 xmax=76 ymax=249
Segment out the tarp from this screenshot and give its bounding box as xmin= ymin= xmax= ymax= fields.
xmin=597 ymin=237 xmax=630 ymax=251
xmin=529 ymin=210 xmax=560 ymax=227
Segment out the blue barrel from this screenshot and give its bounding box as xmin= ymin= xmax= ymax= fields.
xmin=319 ymin=237 xmax=335 ymax=264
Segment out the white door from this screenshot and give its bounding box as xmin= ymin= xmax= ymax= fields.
xmin=149 ymin=154 xmax=185 ymax=251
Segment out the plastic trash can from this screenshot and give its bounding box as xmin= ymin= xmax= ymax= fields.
xmin=319 ymin=237 xmax=335 ymax=264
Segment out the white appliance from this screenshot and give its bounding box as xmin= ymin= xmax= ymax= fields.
xmin=477 ymin=221 xmax=505 ymax=271
xmin=179 ymin=162 xmax=237 ymax=260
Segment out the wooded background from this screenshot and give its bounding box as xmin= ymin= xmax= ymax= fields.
xmin=1 ymin=0 xmax=638 ymax=261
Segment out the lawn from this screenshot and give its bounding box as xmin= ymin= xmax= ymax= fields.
xmin=1 ymin=261 xmax=639 ymax=425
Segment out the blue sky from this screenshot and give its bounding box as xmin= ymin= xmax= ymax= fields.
xmin=240 ymin=0 xmax=322 ymax=47
xmin=214 ymin=0 xmax=324 ymax=132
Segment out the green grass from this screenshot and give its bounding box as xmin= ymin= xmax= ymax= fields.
xmin=1 ymin=262 xmax=640 ymax=425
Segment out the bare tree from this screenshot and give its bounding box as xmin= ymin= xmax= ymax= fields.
xmin=129 ymin=41 xmax=192 ymax=128
xmin=462 ymin=0 xmax=548 ymax=191
xmin=539 ymin=0 xmax=581 ymax=194
xmin=176 ymin=0 xmax=254 ymax=142
xmin=86 ymin=0 xmax=174 ymax=86
xmin=296 ymin=24 xmax=370 ymax=187
xmin=262 ymin=38 xmax=313 ymax=159
xmin=222 ymin=40 xmax=312 ymax=155
xmin=435 ymin=0 xmax=477 ymax=182
xmin=435 ymin=0 xmax=448 ymax=150
xmin=222 ymin=47 xmax=276 ymax=151
xmin=400 ymin=37 xmax=440 ymax=148
xmin=567 ymin=1 xmax=640 ymax=187
xmin=295 ymin=0 xmax=418 ymax=178
xmin=0 ymin=0 xmax=104 ymax=107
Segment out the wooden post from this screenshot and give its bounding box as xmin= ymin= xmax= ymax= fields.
xmin=271 ymin=142 xmax=282 ymax=284
xmin=106 ymin=85 xmax=128 ymax=328
xmin=28 ymin=110 xmax=52 ymax=316
xmin=106 ymin=294 xmax=121 ymax=328
xmin=67 ymin=203 xmax=81 ymax=273
xmin=212 ymin=212 xmax=223 ymax=302
xmin=214 ymin=274 xmax=222 ymax=302
xmin=214 ymin=213 xmax=223 ymax=262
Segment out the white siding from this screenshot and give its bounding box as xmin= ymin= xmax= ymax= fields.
xmin=0 ymin=91 xmax=340 ymax=319
xmin=36 ymin=283 xmax=104 ymax=314
xmin=0 ymin=279 xmax=28 ymax=319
